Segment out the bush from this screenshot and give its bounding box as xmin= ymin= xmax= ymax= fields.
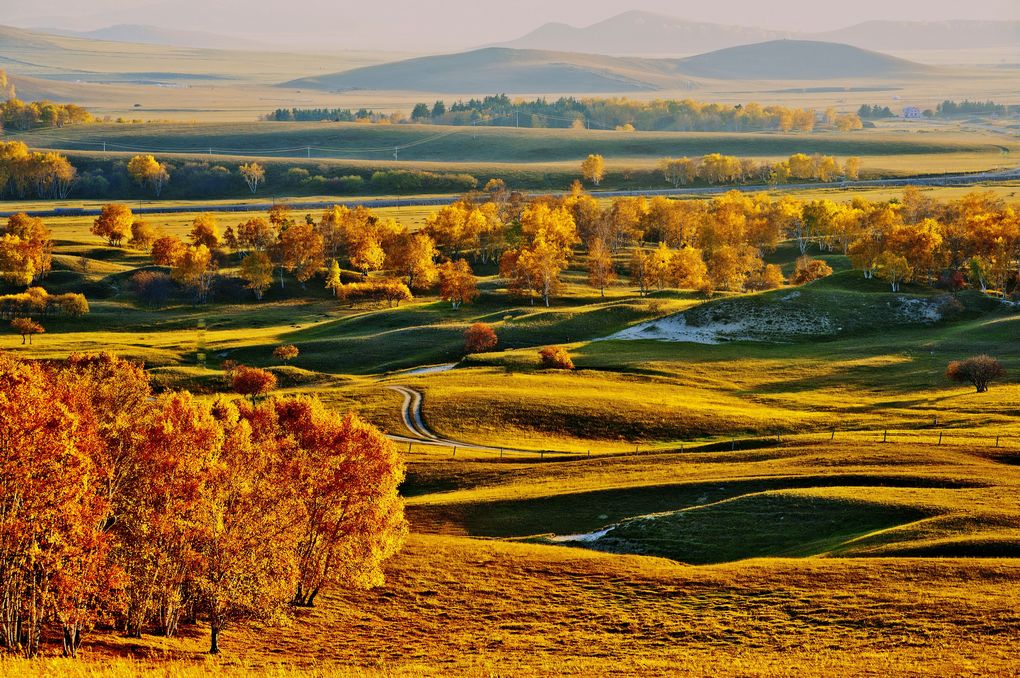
xmin=131 ymin=270 xmax=175 ymax=307
xmin=539 ymin=346 xmax=574 ymax=370
xmin=337 ymin=279 xmax=412 ymax=307
xmin=745 ymin=264 xmax=786 ymax=291
xmin=946 ymin=355 xmax=1006 ymax=393
xmin=464 ymin=323 xmax=498 ymax=354
xmin=791 ymin=256 xmax=833 ymax=285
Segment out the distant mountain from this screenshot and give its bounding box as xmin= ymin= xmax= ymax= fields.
xmin=284 ymin=41 xmax=935 ymax=94
xmin=674 ymin=40 xmax=934 ymax=80
xmin=497 ymin=12 xmax=1020 ymax=56
xmin=282 ymin=48 xmax=696 ymax=94
xmin=496 ymin=11 xmax=794 ymax=55
xmin=32 ymin=24 xmax=263 ymax=51
xmin=815 ymin=20 xmax=1020 ymax=52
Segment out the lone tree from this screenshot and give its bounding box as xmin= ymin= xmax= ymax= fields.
xmin=464 ymin=323 xmax=497 ymax=354
xmin=947 ymin=355 xmax=1006 ymax=393
xmin=273 ymin=344 xmax=299 ymax=365
xmin=581 ymin=154 xmax=605 ymax=186
xmin=11 ymin=317 xmax=44 ymax=344
xmin=239 ymin=162 xmax=265 ymax=193
xmin=231 ymin=365 xmax=277 ymax=405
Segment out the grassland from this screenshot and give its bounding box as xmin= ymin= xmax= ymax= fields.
xmin=3 ymin=181 xmax=1020 ymax=673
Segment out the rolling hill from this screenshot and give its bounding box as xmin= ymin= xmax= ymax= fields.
xmin=498 ymin=11 xmax=1020 ymax=56
xmin=284 ymin=41 xmax=936 ymax=94
xmin=282 ymin=47 xmax=695 ymax=94
xmin=674 ymin=40 xmax=935 ymax=80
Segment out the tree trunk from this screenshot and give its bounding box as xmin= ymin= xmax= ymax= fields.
xmin=209 ymin=625 xmax=220 ymax=654
xmin=62 ymin=624 xmax=81 ymax=658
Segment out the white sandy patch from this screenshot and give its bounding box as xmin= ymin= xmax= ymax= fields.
xmin=604 ymin=315 xmax=746 ymax=344
xmin=550 ymin=528 xmax=615 ymax=543
xmin=400 ymin=363 xmax=457 ymax=376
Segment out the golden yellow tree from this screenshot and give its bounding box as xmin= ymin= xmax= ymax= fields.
xmin=127 ymin=155 xmax=170 ymax=197
xmin=581 ymin=154 xmax=605 ymax=186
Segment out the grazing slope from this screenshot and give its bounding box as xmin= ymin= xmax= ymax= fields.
xmin=286 ymin=41 xmax=934 ymax=93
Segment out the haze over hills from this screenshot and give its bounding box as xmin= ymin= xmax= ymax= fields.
xmin=284 ymin=41 xmax=937 ymax=94
xmin=497 ymin=11 xmax=1020 ymax=56
xmin=33 ymin=24 xmax=264 ymax=51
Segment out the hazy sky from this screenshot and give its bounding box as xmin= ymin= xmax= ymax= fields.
xmin=5 ymin=0 xmax=1020 ymax=50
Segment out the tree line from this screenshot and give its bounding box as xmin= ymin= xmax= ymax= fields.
xmin=658 ymin=152 xmax=860 ymax=187
xmin=0 ymin=352 xmax=406 ymax=658
xmin=405 ymin=95 xmax=863 ymax=133
xmin=0 ymin=97 xmax=92 ymax=132
xmin=0 ymin=142 xmax=77 ymax=199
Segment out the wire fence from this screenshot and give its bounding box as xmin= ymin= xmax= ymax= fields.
xmin=393 ymin=426 xmax=1020 ymax=463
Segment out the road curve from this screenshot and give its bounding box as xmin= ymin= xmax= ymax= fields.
xmin=386 ymin=384 xmax=537 ymax=455
xmin=3 ymin=166 xmax=1018 ymax=219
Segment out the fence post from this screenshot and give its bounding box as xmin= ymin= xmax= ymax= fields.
xmin=541 ymin=451 xmax=545 ymax=460
xmin=407 ymin=441 xmax=412 ymax=454
xmin=883 ymin=430 xmax=888 ymax=443
xmin=995 ymin=436 xmax=1000 ymax=448
xmin=730 ymin=438 xmax=735 ymax=451
xmin=499 ymin=447 xmax=503 ymax=459
xmin=452 ymin=445 xmax=457 ymax=457
xmin=938 ymin=430 xmax=943 ymax=446
xmin=587 ymin=450 xmax=591 ymax=459
xmin=831 ymin=429 xmax=836 ymax=441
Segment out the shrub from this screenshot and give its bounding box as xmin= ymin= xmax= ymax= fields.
xmin=131 ymin=271 xmax=175 ymax=308
xmin=790 ymin=256 xmax=833 ymax=285
xmin=464 ymin=323 xmax=498 ymax=354
xmin=539 ymin=346 xmax=574 ymax=370
xmin=946 ymin=355 xmax=1006 ymax=393
xmin=745 ymin=264 xmax=786 ymax=291
xmin=337 ymin=279 xmax=412 ymax=307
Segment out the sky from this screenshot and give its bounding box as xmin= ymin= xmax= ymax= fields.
xmin=5 ymin=0 xmax=1020 ymax=50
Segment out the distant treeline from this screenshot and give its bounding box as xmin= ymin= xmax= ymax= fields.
xmin=410 ymin=96 xmax=863 ymax=133
xmin=270 ymin=95 xmax=864 ymax=133
xmin=0 ymin=98 xmax=92 ymax=131
xmin=266 ymin=108 xmax=396 ymax=123
xmin=857 ymin=100 xmax=1016 ymax=120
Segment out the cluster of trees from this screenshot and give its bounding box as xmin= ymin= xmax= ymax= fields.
xmin=0 ymin=352 xmax=406 ymax=658
xmin=0 ymin=213 xmax=53 ymax=285
xmin=0 ymin=287 xmax=89 ymax=320
xmin=0 ymin=97 xmax=92 ymax=131
xmin=857 ymin=104 xmax=896 ymax=119
xmin=839 ymin=189 xmax=1020 ymax=293
xmin=936 ymin=100 xmax=1012 ymax=117
xmin=405 ymin=95 xmax=862 ymax=133
xmin=0 ymin=142 xmax=77 ymax=199
xmin=659 ymin=153 xmax=859 ymax=187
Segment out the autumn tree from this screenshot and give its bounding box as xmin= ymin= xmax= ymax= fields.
xmin=231 ymin=366 xmax=277 ymax=405
xmin=668 ymin=246 xmax=709 ymax=291
xmin=388 ymin=231 xmax=438 ymax=289
xmin=273 ymin=344 xmax=299 ymax=365
xmin=581 ymin=154 xmax=605 ymax=186
xmin=91 ymin=204 xmax=134 ymax=247
xmin=239 ymin=252 xmax=273 ymax=300
xmin=151 ymin=235 xmax=187 ymax=267
xmin=790 ymin=256 xmax=833 ymax=285
xmin=438 ymin=259 xmax=479 ymax=309
xmin=189 ymin=213 xmax=221 ymax=249
xmin=128 ymin=221 xmax=158 ymax=251
xmin=586 ymin=237 xmax=616 ymax=297
xmin=278 ymin=221 xmax=325 ymax=287
xmin=464 ymin=323 xmax=498 ymax=353
xmin=324 ymin=259 xmax=343 ymax=297
xmin=0 ymin=213 xmax=52 ymax=286
xmin=171 ymin=245 xmax=216 ymax=303
xmin=261 ymin=399 xmax=406 ymax=608
xmin=236 ymin=217 xmax=278 ymax=254
xmin=875 ymin=251 xmax=912 ymax=292
xmin=239 ymin=162 xmax=265 ymax=193
xmin=946 ymin=355 xmax=1006 ymax=393
xmin=196 ymin=397 xmax=297 ymax=654
xmin=127 ymin=155 xmax=170 ymax=197
xmin=11 ymin=316 xmax=44 ymax=344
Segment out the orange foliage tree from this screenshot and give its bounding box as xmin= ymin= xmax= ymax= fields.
xmin=464 ymin=322 xmax=498 ymax=353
